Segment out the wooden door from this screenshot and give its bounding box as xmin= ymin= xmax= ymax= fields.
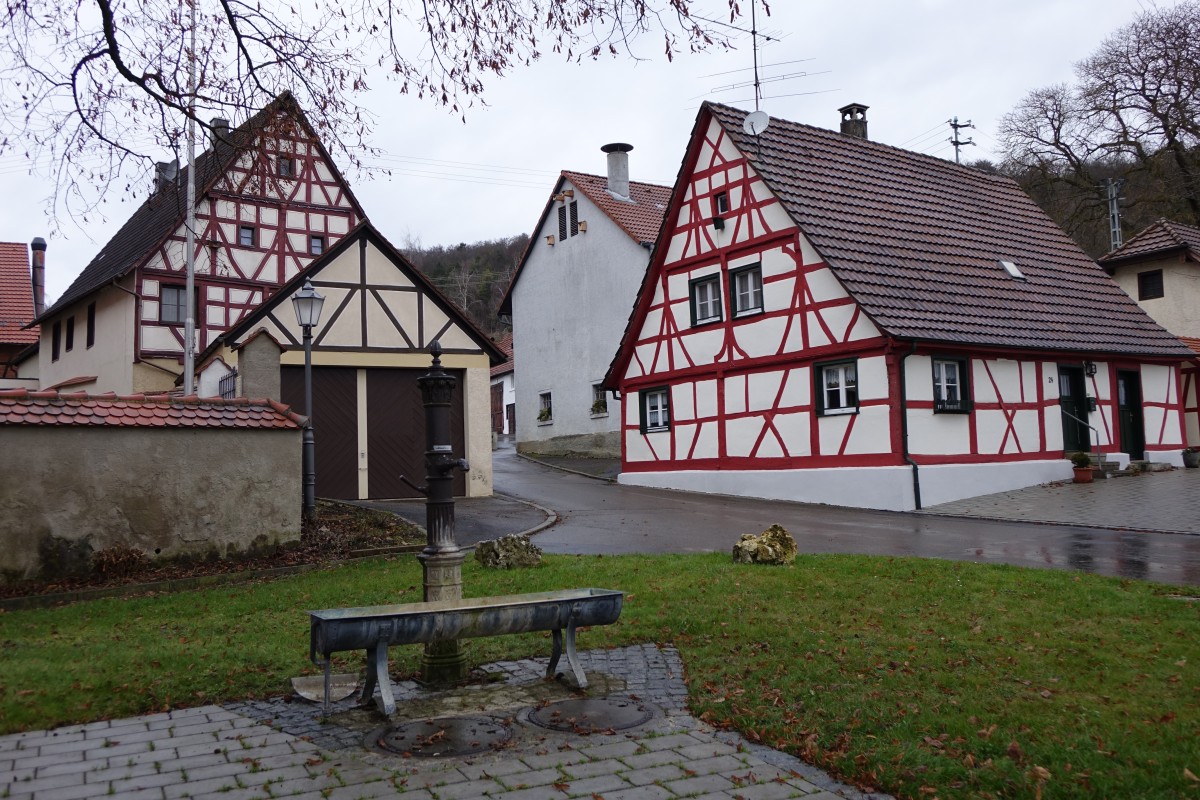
xmin=365 ymin=368 xmax=466 ymax=498
xmin=1058 ymin=366 xmax=1091 ymax=452
xmin=491 ymin=382 xmax=504 ymax=432
xmin=281 ymin=366 xmax=359 ymax=500
xmin=1116 ymin=370 xmax=1145 ymax=460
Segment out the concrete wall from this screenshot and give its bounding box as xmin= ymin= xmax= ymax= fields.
xmin=1111 ymin=254 xmax=1198 ymax=338
xmin=238 ymin=334 xmax=283 ymax=400
xmin=512 ymin=179 xmax=650 ymax=456
xmin=0 ymin=426 xmax=301 ymax=581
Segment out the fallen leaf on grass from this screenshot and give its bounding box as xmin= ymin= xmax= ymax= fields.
xmin=1184 ymin=767 xmax=1199 ymax=782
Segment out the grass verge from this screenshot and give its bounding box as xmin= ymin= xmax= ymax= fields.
xmin=0 ymin=553 xmax=1196 ymax=798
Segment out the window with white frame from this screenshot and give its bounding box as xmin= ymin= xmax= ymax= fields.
xmin=690 ymin=274 xmax=722 ymax=326
xmin=538 ymin=392 xmax=553 ymax=423
xmin=640 ymin=387 xmax=671 ymax=432
xmin=932 ymin=357 xmax=971 ymax=413
xmin=730 ymin=264 xmax=763 ymax=317
xmin=591 ymin=383 xmax=608 ymax=415
xmin=816 ymin=360 xmax=858 ymax=415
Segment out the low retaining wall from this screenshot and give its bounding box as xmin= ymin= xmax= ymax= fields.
xmin=0 ymin=391 xmax=304 ymax=581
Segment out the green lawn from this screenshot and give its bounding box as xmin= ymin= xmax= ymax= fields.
xmin=0 ymin=553 xmax=1196 ymax=799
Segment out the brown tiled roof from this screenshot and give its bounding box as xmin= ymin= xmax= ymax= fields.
xmin=0 ymin=389 xmax=305 ymax=428
xmin=490 ymin=332 xmax=513 ymax=378
xmin=701 ymin=103 xmax=1191 ymax=357
xmin=562 ymin=171 xmax=673 ymax=245
xmin=498 ymin=172 xmax=671 ymax=317
xmin=37 ymin=92 xmax=366 ymax=323
xmin=1099 ymin=218 xmax=1200 ymax=266
xmin=0 ymin=242 xmax=37 ymax=345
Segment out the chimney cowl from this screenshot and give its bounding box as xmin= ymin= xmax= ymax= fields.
xmin=838 ymin=103 xmax=869 ymax=140
xmin=154 ymin=159 xmax=179 ymax=193
xmin=601 ymin=142 xmax=634 ymax=200
xmin=30 ymin=237 xmax=46 ymax=317
xmin=209 ymin=117 xmax=230 ymax=147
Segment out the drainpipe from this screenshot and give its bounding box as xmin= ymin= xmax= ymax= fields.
xmin=898 ymin=340 xmax=922 ymax=510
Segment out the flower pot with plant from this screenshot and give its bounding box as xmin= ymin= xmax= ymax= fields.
xmin=1069 ymin=451 xmax=1094 ymax=483
xmin=1183 ymin=447 xmax=1200 ymax=469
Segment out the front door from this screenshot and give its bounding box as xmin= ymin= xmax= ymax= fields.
xmin=1058 ymin=365 xmax=1091 ymax=451
xmin=1117 ymin=370 xmax=1145 ymax=460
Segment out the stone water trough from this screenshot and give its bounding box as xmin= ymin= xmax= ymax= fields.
xmin=309 ymin=588 xmax=624 ymax=713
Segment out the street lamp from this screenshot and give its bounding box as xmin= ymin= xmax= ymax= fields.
xmin=291 ymin=280 xmax=325 ymax=521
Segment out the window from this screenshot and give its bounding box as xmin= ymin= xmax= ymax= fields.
xmin=238 ymin=225 xmax=256 ymax=247
xmin=816 ymin=360 xmax=858 ymax=416
xmin=219 ymin=368 xmax=238 ymax=400
xmin=932 ymin=357 xmax=972 ymax=413
xmin=999 ymin=259 xmax=1026 ymax=280
xmin=278 ymin=156 xmax=295 ymax=178
xmin=730 ymin=264 xmax=763 ymax=317
xmin=1138 ymin=269 xmax=1164 ymax=300
xmin=310 ymin=235 xmax=325 ymax=255
xmin=591 ymin=383 xmax=608 ymax=415
xmin=64 ymin=316 xmax=74 ymax=352
xmin=51 ymin=320 xmax=60 ymax=361
xmin=690 ymin=274 xmax=722 ymax=326
xmin=538 ymin=392 xmax=553 ymax=423
xmin=86 ymin=302 xmax=96 ymax=348
xmin=640 ymin=387 xmax=671 ymax=432
xmin=161 ymin=285 xmax=188 ymax=324
xmin=557 ymin=200 xmax=579 ymax=241
xmin=713 ymin=191 xmax=729 ymax=215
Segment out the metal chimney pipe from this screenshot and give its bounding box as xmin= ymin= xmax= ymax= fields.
xmin=601 ymin=142 xmax=633 ymax=199
xmin=30 ymin=237 xmax=46 ymax=317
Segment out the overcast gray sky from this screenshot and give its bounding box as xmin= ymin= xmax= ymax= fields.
xmin=0 ymin=0 xmax=1172 ymax=304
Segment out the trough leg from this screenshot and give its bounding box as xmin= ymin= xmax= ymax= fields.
xmin=371 ymin=643 xmax=397 ymax=715
xmin=322 ymin=658 xmax=332 ymax=716
xmin=547 ymin=629 xmax=563 ymax=680
xmin=361 ymin=646 xmax=379 ymax=709
xmin=564 ymin=621 xmax=588 ymax=689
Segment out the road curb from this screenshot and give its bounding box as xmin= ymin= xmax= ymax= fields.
xmin=516 ymin=452 xmax=618 ymax=483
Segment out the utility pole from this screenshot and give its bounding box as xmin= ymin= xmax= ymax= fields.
xmin=948 ymin=117 xmax=975 ymax=164
xmin=1104 ymin=177 xmax=1126 ymax=251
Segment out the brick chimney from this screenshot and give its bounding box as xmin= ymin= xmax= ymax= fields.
xmin=30 ymin=237 xmax=46 ymax=317
xmin=838 ymin=103 xmax=869 ymax=139
xmin=601 ymin=143 xmax=633 ymax=199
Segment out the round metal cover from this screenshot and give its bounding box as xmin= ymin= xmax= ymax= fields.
xmin=371 ymin=716 xmax=512 ymax=757
xmin=527 ymin=695 xmax=655 ymax=733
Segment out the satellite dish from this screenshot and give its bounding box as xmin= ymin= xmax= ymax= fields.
xmin=744 ymin=110 xmax=770 ymax=136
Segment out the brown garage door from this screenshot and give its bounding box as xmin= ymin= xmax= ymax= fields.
xmin=366 ymin=368 xmax=466 ymax=499
xmin=281 ymin=366 xmax=359 ymax=500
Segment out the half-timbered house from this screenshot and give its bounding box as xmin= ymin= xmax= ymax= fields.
xmin=605 ymin=103 xmax=1193 ymax=511
xmin=194 ymin=222 xmax=505 ymax=500
xmin=30 ymin=92 xmax=364 ymax=394
xmin=499 ymin=145 xmax=671 ymax=456
xmin=1100 ymin=219 xmax=1200 ymax=446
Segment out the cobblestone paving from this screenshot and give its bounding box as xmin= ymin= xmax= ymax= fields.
xmin=920 ymin=467 xmax=1200 ymax=534
xmin=1 ymin=645 xmax=888 ymax=800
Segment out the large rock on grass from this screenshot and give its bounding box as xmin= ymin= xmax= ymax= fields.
xmin=732 ymin=524 xmax=797 ymax=565
xmin=474 ymin=534 xmax=543 ymax=569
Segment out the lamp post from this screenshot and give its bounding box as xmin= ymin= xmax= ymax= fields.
xmin=291 ymin=280 xmax=325 ymax=522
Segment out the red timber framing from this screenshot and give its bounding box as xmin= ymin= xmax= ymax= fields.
xmin=1182 ymin=361 xmax=1200 ymax=446
xmin=136 ymin=108 xmax=362 ymax=361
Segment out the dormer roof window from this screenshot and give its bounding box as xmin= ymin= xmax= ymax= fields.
xmin=999 ymin=260 xmax=1026 ymax=280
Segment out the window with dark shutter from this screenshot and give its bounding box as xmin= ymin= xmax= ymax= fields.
xmin=1138 ymin=269 xmax=1164 ymax=300
xmin=558 ymin=206 xmax=568 ymax=241
xmin=932 ymin=357 xmax=972 ymax=413
xmin=65 ymin=316 xmax=74 ymax=352
xmin=569 ymin=201 xmax=579 ymax=236
xmin=86 ymin=303 xmax=96 ymax=348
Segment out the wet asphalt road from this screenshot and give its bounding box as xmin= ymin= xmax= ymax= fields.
xmin=372 ymin=446 xmax=1200 ymax=586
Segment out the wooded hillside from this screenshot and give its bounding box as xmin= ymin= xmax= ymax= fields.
xmin=402 ymin=234 xmax=527 ymax=338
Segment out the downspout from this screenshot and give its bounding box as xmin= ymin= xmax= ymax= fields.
xmin=899 ymin=340 xmax=922 ymax=510
xmin=107 ymin=279 xmax=182 ymax=381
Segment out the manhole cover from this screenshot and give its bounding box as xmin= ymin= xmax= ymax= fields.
xmin=371 ymin=716 xmax=512 ymax=757
xmin=527 ymin=695 xmax=656 ymax=733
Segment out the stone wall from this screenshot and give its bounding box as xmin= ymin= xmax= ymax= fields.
xmin=0 ymin=426 xmax=301 ymax=581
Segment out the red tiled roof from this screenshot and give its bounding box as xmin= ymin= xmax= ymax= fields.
xmin=1099 ymin=218 xmax=1200 ymax=265
xmin=490 ymin=332 xmax=513 ymax=378
xmin=498 ymin=172 xmax=671 ymax=317
xmin=0 ymin=389 xmax=305 ymax=429
xmin=0 ymin=242 xmax=37 ymax=345
xmin=561 ymin=171 xmax=672 ymax=245
xmin=701 ymin=103 xmax=1191 ymax=357
xmin=1179 ymin=336 xmax=1200 ymax=356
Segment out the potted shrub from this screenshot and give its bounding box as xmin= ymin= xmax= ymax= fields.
xmin=537 ymin=407 xmax=552 ymax=423
xmin=1183 ymin=446 xmax=1200 ymax=469
xmin=1069 ymin=451 xmax=1094 ymax=483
